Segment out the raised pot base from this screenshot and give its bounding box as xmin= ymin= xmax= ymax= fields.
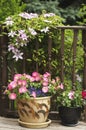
xmin=18 ymin=119 xmax=51 ymax=128
xmin=61 ymin=122 xmax=79 ymax=127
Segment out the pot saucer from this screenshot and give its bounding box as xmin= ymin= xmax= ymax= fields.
xmin=18 ymin=119 xmax=51 ymax=128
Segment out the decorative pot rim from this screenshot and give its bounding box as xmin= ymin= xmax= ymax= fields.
xmin=17 ymin=96 xmax=51 ymax=101
xmin=59 ymin=106 xmax=82 ymax=108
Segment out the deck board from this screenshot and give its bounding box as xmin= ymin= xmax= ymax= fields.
xmin=0 ymin=117 xmax=86 ymax=130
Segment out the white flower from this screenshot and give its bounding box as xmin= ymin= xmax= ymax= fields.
xmin=28 ymin=28 xmax=37 ymax=36
xmin=43 ymin=20 xmax=52 ymax=23
xmin=8 ymin=30 xmax=16 ymax=37
xmin=41 ymin=27 xmax=49 ymax=33
xmin=4 ymin=17 xmax=14 ymax=26
xmin=43 ymin=13 xmax=55 ymax=17
xmin=76 ymin=74 xmax=82 ymax=82
xmin=8 ymin=44 xmax=15 ymax=52
xmin=4 ymin=21 xmax=14 ymax=26
xmin=13 ymin=50 xmax=23 ymax=61
xmin=20 ymin=42 xmax=27 ymax=47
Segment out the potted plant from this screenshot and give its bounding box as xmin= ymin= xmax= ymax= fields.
xmin=4 ymin=71 xmax=63 ymax=128
xmin=56 ymin=81 xmax=83 ymax=126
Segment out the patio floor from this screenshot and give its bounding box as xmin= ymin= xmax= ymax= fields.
xmin=0 ymin=116 xmax=86 ymax=130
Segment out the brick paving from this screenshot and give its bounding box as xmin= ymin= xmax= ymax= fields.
xmin=0 ymin=117 xmax=86 ymax=130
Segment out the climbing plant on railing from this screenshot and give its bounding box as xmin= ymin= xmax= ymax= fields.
xmin=4 ymin=11 xmax=63 ymax=61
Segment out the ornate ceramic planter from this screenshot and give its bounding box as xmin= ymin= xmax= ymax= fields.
xmin=17 ymin=96 xmax=51 ymax=124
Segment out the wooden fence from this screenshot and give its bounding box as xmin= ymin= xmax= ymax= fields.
xmin=0 ymin=26 xmax=86 ymax=119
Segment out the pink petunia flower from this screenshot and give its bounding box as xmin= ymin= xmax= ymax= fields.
xmin=32 ymin=72 xmax=39 ymax=77
xmin=9 ymin=93 xmax=17 ymax=100
xmin=17 ymin=80 xmax=23 ymax=86
xmin=68 ymin=91 xmax=75 ymax=100
xmin=14 ymin=74 xmax=22 ymax=81
xmin=59 ymin=83 xmax=64 ymax=89
xmin=17 ymin=79 xmax=27 ymax=86
xmin=51 ymin=79 xmax=56 ymax=84
xmin=8 ymin=81 xmax=17 ymax=89
xmin=22 ymin=80 xmax=27 ymax=86
xmin=35 ymin=76 xmax=41 ymax=81
xmin=29 ymin=76 xmax=35 ymax=82
xmin=19 ymin=86 xmax=27 ymax=94
xmin=32 ymin=91 xmax=36 ymax=98
xmin=8 ymin=84 xmax=12 ymax=90
xmin=43 ymin=72 xmax=51 ymax=78
xmin=32 ymin=72 xmax=41 ymax=81
xmin=42 ymin=86 xmax=48 ymax=93
xmin=43 ymin=77 xmax=49 ymax=82
xmin=42 ymin=82 xmax=48 ymax=86
xmin=24 ymin=74 xmax=31 ymax=80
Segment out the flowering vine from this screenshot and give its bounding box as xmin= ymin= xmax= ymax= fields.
xmin=4 ymin=12 xmax=63 ymax=61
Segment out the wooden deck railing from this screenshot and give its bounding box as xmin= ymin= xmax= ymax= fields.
xmin=0 ymin=26 xmax=86 ymax=119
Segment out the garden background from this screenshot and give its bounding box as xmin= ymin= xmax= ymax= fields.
xmin=0 ymin=0 xmax=86 ymax=117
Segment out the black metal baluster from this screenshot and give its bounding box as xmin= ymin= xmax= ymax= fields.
xmin=72 ymin=29 xmax=78 ymax=89
xmin=60 ymin=29 xmax=65 ymax=82
xmin=48 ymin=36 xmax=52 ymax=74
xmin=36 ymin=39 xmax=39 ymax=72
xmin=82 ymin=29 xmax=86 ymax=90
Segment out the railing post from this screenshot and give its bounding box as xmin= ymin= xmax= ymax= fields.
xmin=82 ymin=29 xmax=86 ymax=90
xmin=48 ymin=36 xmax=52 ymax=74
xmin=0 ymin=27 xmax=2 ymax=86
xmin=0 ymin=27 xmax=9 ymax=116
xmin=72 ymin=29 xmax=78 ymax=89
xmin=35 ymin=39 xmax=39 ymax=72
xmin=22 ymin=52 xmax=26 ymax=73
xmin=60 ymin=29 xmax=65 ymax=82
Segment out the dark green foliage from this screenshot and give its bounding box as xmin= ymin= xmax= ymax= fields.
xmin=77 ymin=4 xmax=86 ymax=25
xmin=0 ymin=0 xmax=85 ymax=25
xmin=0 ymin=0 xmax=26 ymax=22
xmin=23 ymin=0 xmax=85 ymax=25
xmin=24 ymin=0 xmax=60 ymax=15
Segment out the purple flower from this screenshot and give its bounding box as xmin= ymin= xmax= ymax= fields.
xmin=29 ymin=87 xmax=36 ymax=93
xmin=8 ymin=44 xmax=15 ymax=52
xmin=18 ymin=30 xmax=28 ymax=41
xmin=12 ymin=50 xmax=23 ymax=61
xmin=19 ymin=12 xmax=38 ymax=19
xmin=36 ymin=89 xmax=42 ymax=95
xmin=43 ymin=13 xmax=55 ymax=17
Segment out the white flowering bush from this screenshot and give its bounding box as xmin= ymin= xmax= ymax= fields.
xmin=4 ymin=11 xmax=63 ymax=61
